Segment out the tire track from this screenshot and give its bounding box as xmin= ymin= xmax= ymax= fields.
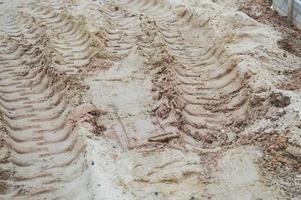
xmin=0 ymin=11 xmax=90 ymax=200
xmin=29 ymin=2 xmax=100 ymax=74
xmin=99 ymin=3 xmax=140 ymax=59
xmin=0 ymin=0 xmax=295 ymax=199
xmin=120 ymin=0 xmax=250 ymax=150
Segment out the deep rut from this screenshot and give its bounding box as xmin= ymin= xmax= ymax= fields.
xmin=0 ymin=1 xmax=251 ymax=197
xmin=0 ymin=0 xmax=298 ymax=199
xmin=118 ymin=0 xmax=250 ymax=150
xmin=0 ymin=4 xmax=90 ymax=200
xmin=28 ymin=1 xmax=102 ymax=75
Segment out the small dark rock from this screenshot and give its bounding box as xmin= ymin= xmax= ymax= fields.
xmin=269 ymin=92 xmax=291 ymax=108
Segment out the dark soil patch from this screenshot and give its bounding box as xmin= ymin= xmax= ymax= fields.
xmin=240 ymin=0 xmax=301 ymax=57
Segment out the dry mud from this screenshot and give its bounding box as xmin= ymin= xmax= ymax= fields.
xmin=0 ymin=0 xmax=300 ymax=199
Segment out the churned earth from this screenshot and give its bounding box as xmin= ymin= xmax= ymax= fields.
xmin=0 ymin=0 xmax=300 ymax=199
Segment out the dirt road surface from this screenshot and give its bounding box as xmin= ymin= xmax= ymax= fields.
xmin=0 ymin=0 xmax=300 ymax=199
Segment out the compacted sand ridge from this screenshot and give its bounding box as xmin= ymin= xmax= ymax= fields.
xmin=0 ymin=0 xmax=300 ymax=199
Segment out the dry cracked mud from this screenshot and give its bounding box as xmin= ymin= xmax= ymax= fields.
xmin=0 ymin=0 xmax=301 ymax=199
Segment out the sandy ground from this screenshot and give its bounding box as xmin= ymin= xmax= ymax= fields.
xmin=0 ymin=0 xmax=300 ymax=199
